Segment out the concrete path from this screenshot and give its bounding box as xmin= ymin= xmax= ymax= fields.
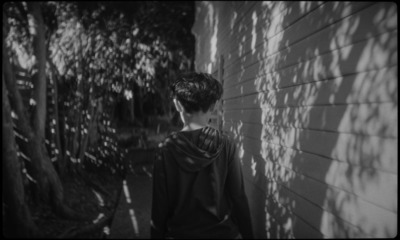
xmin=108 ymin=172 xmax=153 ymax=239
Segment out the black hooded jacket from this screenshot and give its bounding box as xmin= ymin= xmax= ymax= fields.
xmin=151 ymin=127 xmax=253 ymax=239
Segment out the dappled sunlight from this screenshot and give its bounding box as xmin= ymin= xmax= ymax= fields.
xmin=227 ymin=120 xmax=245 ymax=165
xmin=253 ymin=3 xmax=287 ymax=92
xmin=321 ymin=187 xmax=397 ymax=237
xmin=331 ymin=132 xmax=397 ymax=171
xmin=230 ymin=11 xmax=237 ymax=32
xmin=251 ymin=1 xmax=396 ymax=238
xmin=192 ymin=1 xmax=220 ymax=73
xmin=318 ymin=5 xmax=398 ymax=236
xmin=10 ymin=42 xmax=34 ymax=70
xmin=92 ymin=189 xmax=105 ymax=207
xmin=122 ymin=180 xmax=140 ymax=236
xmin=248 ymin=157 xmax=256 ymax=177
xmin=128 ymin=208 xmax=140 ymax=236
xmin=298 ymin=2 xmax=315 ymax=15
xmin=356 ymin=33 xmax=397 ymax=71
xmin=209 ymin=6 xmax=218 ymax=64
xmin=123 ymin=180 xmax=131 ymax=203
xmin=252 ymin=11 xmax=260 ymax=64
xmin=194 ymin=1 xmax=397 ymax=238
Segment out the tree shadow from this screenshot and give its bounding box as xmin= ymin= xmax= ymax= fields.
xmin=215 ymin=2 xmax=397 ymax=238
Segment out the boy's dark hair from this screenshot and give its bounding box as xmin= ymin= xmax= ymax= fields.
xmin=170 ymin=72 xmax=223 ymax=113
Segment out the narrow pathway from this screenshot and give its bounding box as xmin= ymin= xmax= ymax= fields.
xmin=108 ymin=172 xmax=153 ymax=239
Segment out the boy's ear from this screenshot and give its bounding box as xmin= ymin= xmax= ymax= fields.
xmin=173 ymin=98 xmax=184 ymax=112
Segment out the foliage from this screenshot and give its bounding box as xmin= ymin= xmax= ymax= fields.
xmin=4 ymin=1 xmax=194 ymax=175
xmin=3 ymin=1 xmax=194 ymax=237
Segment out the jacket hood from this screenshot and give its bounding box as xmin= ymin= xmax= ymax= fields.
xmin=161 ymin=127 xmax=225 ymax=172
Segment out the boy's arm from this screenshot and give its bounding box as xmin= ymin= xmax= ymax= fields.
xmin=151 ymin=148 xmax=169 ymax=238
xmin=226 ymin=142 xmax=254 ymax=239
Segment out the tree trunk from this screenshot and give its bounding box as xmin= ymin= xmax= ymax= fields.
xmin=4 ymin=42 xmax=86 ymax=222
xmin=26 ymin=1 xmax=55 ymax=204
xmin=2 ymin=74 xmax=40 ymax=238
xmin=70 ymin=89 xmax=83 ymax=170
xmin=48 ymin=60 xmax=66 ymax=177
xmin=137 ymin=86 xmax=144 ymax=120
xmin=4 ymin=4 xmax=87 ymax=221
xmin=130 ymin=82 xmax=136 ymax=122
xmin=3 ymin=13 xmax=46 ymax=202
xmin=70 ymin=27 xmax=85 ymax=171
xmin=27 ymin=2 xmax=47 ymax=140
xmin=78 ymin=101 xmax=95 ymax=169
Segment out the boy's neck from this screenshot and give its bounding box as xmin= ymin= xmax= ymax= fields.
xmin=180 ymin=111 xmax=210 ymax=131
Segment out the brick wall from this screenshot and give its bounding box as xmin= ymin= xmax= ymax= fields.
xmin=192 ymin=2 xmax=397 ymax=238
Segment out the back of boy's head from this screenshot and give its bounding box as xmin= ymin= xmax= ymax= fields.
xmin=170 ymin=72 xmax=223 ymax=114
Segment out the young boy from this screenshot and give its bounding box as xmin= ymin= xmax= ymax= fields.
xmin=151 ymin=72 xmax=254 ymax=239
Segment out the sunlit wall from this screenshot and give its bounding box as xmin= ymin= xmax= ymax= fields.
xmin=192 ymin=1 xmax=397 ymax=238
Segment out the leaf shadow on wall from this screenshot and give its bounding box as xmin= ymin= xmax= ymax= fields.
xmin=225 ymin=2 xmax=397 ymax=238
